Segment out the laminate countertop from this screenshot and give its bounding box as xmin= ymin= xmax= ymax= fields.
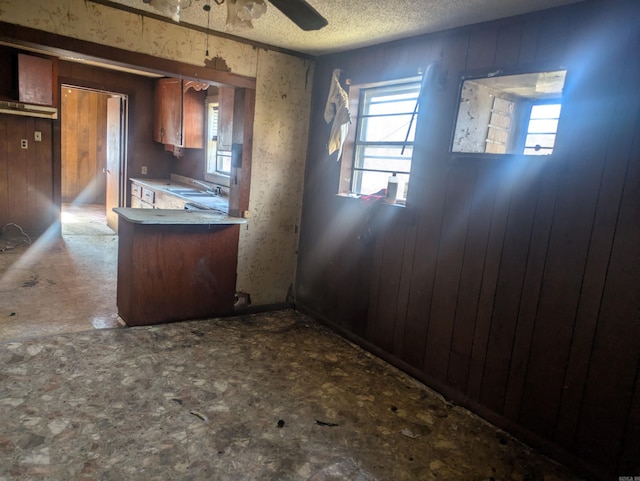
xmin=113 ymin=208 xmax=247 ymax=225
xmin=130 ymin=177 xmax=229 ymax=213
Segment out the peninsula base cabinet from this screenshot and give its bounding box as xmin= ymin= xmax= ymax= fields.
xmin=116 ymin=218 xmax=239 ymax=326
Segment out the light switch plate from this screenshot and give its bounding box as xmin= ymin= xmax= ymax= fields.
xmin=21 ymin=139 xmax=28 ymax=149
xmin=34 ymin=131 xmax=42 ymax=141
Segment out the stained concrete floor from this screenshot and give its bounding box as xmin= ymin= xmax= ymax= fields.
xmin=0 ymin=207 xmax=585 ymax=481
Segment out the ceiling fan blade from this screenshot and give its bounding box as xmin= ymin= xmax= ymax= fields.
xmin=268 ymin=0 xmax=328 ymax=31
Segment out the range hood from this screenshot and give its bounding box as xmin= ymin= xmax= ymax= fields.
xmin=0 ymin=100 xmax=57 ymax=119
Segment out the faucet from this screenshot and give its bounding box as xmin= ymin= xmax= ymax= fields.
xmin=193 ymin=180 xmax=214 ymax=193
xmin=193 ymin=180 xmax=222 ymax=196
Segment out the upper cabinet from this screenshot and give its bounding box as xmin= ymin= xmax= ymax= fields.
xmin=0 ymin=48 xmax=57 ymax=107
xmin=154 ymin=78 xmax=208 ymax=153
xmin=18 ymin=54 xmax=55 ymax=106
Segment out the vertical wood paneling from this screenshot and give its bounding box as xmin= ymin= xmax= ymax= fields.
xmin=502 ymin=164 xmax=561 ymax=420
xmin=61 ymin=87 xmax=108 ymax=204
xmin=575 ymin=123 xmax=640 ymax=470
xmin=466 ymin=174 xmax=513 ymax=400
xmin=555 ymin=23 xmax=640 ymax=451
xmin=7 ymin=118 xmax=27 ymax=228
xmin=368 ymin=219 xmax=407 ymax=353
xmin=571 ymin=18 xmax=640 ymax=467
xmin=494 ymin=23 xmax=523 ymax=68
xmin=400 ymin=32 xmax=469 ymax=370
xmin=517 ymin=6 xmax=634 ymax=440
xmin=0 ymin=117 xmax=8 ymax=225
xmin=446 ymin=166 xmax=493 ymax=392
xmin=423 ymin=167 xmax=475 ymax=380
xmin=0 ymin=115 xmax=54 ymax=234
xmin=296 ymin=3 xmax=640 ymax=477
xmin=479 ymin=164 xmax=542 ymax=414
xmin=465 ymin=28 xmax=498 ymax=71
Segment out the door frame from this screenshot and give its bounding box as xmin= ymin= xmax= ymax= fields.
xmin=60 ymin=84 xmax=128 ymax=228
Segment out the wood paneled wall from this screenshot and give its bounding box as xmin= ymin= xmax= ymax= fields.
xmin=61 ymin=87 xmax=108 ymax=204
xmin=296 ymin=1 xmax=640 ymax=477
xmin=0 ymin=115 xmax=55 ymax=236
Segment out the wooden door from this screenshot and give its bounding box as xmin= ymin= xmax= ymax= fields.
xmin=106 ymin=95 xmax=122 ymax=232
xmin=61 ymin=88 xmax=107 ymax=203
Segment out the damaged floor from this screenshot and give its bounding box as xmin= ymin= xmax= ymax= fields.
xmin=0 ymin=204 xmax=120 ymax=342
xmin=0 ymin=207 xmax=584 ymax=481
xmin=0 ymin=311 xmax=583 ymax=481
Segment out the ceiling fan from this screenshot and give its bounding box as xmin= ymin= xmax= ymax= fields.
xmin=142 ymin=0 xmax=328 ymax=31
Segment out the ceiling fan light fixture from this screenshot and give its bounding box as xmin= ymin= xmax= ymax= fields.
xmin=225 ymin=0 xmax=262 ymax=31
xmin=236 ymin=0 xmax=266 ymax=21
xmin=144 ymin=0 xmax=192 ymax=22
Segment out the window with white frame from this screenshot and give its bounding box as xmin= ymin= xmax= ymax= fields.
xmin=205 ymin=99 xmax=219 ymax=174
xmin=523 ymin=103 xmax=562 ymax=155
xmin=340 ymin=78 xmax=421 ymax=203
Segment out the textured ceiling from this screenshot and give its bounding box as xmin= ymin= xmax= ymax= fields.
xmin=103 ymin=0 xmax=583 ymax=56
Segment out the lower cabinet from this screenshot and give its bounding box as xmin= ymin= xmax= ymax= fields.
xmin=130 ymin=181 xmax=187 ymax=210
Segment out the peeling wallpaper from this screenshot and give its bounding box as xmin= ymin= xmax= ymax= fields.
xmin=0 ymin=0 xmax=258 ymax=77
xmin=236 ymin=50 xmax=312 ymax=305
xmin=0 ymin=0 xmax=313 ymax=306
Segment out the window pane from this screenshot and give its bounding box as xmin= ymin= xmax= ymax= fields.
xmin=525 ymin=133 xmax=556 ymax=149
xmin=367 ymin=99 xmax=417 ymax=116
xmin=350 ymin=79 xmax=421 ymax=198
xmin=355 ymin=145 xmax=412 ymax=172
xmin=530 ymin=104 xmax=561 ymax=119
xmin=217 ymin=151 xmax=232 ymax=175
xmin=359 ymin=114 xmax=417 ymax=142
xmin=527 ymin=118 xmax=559 ymax=133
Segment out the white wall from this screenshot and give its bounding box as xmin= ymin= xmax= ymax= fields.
xmin=2 ymin=0 xmax=312 ymax=306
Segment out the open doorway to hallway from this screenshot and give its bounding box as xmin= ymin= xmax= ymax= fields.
xmin=60 ymin=86 xmax=127 ymax=235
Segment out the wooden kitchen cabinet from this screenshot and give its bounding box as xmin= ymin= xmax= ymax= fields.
xmin=154 ymin=190 xmax=187 ymax=210
xmin=130 ymin=181 xmax=153 ymax=208
xmin=153 ymin=78 xmax=207 ymax=150
xmin=18 ymin=54 xmax=55 ymax=106
xmin=130 ymin=180 xmax=187 ymax=210
xmin=115 ymin=210 xmax=241 ymax=326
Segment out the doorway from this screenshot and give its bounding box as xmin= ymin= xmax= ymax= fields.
xmin=60 ymin=85 xmax=127 ymax=234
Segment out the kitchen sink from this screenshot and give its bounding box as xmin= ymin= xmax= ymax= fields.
xmin=182 ymin=192 xmax=214 ymax=197
xmin=166 ymin=188 xmax=199 ymax=194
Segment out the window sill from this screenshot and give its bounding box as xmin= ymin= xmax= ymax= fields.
xmin=204 ymin=172 xmax=231 ymax=187
xmin=336 ymin=193 xmax=415 ymax=226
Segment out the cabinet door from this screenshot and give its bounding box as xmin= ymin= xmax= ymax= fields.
xmin=154 ymin=78 xmax=181 ymax=146
xmin=18 ymin=54 xmax=54 ymax=106
xmin=182 ymin=85 xmax=206 ymax=149
xmin=154 ymin=190 xmax=187 ymax=209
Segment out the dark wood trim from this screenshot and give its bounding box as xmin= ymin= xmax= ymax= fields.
xmin=0 ymin=21 xmax=257 ymax=90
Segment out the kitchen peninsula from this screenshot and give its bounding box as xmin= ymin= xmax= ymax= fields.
xmin=114 ymin=207 xmax=246 ymax=326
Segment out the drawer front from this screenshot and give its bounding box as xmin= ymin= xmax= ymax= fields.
xmin=131 ymin=196 xmax=154 ymax=209
xmin=141 ymin=187 xmax=155 ymax=205
xmin=132 ymin=183 xmax=142 ymax=198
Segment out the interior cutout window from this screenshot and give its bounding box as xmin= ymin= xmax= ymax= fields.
xmin=340 ymin=78 xmax=421 ymax=202
xmin=451 ymin=70 xmax=566 ymax=156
